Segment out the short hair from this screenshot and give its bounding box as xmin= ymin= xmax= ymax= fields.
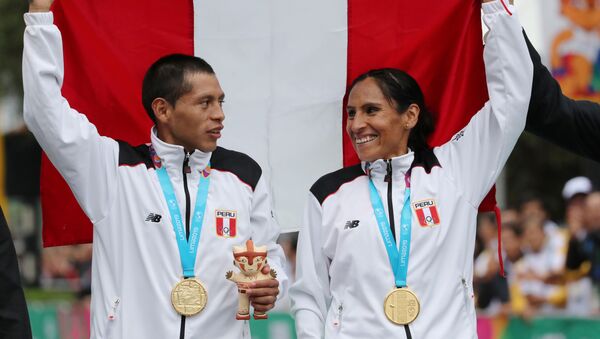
xmin=142 ymin=54 xmax=215 ymax=123
xmin=518 ymin=193 xmax=546 ymax=210
xmin=502 ymin=221 xmax=522 ymax=237
xmin=348 ymin=68 xmax=435 ymax=151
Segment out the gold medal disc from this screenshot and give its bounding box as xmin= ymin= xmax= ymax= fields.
xmin=171 ymin=278 xmax=208 ymax=316
xmin=383 ymin=288 xmax=420 ymax=325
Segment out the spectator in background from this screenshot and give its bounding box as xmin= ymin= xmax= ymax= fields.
xmin=562 ymin=177 xmax=592 ymax=240
xmin=512 ymin=217 xmax=567 ymax=318
xmin=565 ymin=192 xmax=600 ymax=315
xmin=502 ymin=221 xmax=524 ymax=273
xmin=474 ymin=213 xmax=510 ymax=316
xmin=561 ymin=177 xmax=596 ymax=316
xmin=519 ymin=195 xmax=568 ymax=265
xmin=519 ymin=195 xmax=556 ymax=230
xmin=501 ymin=207 xmax=520 ymax=226
xmin=501 ymin=221 xmax=526 ymax=316
xmin=0 ymin=207 xmax=32 ymax=339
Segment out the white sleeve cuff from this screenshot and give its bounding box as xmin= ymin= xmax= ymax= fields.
xmin=482 ymin=0 xmax=514 ymax=15
xmin=24 ymin=11 xmax=54 ymax=26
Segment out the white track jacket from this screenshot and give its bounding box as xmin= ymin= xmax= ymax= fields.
xmin=23 ymin=12 xmax=287 ymax=339
xmin=290 ymin=2 xmax=532 ymax=339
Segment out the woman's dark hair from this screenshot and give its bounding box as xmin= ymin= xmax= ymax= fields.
xmin=349 ymin=68 xmax=434 ymax=151
xmin=142 ymin=54 xmax=215 ymax=123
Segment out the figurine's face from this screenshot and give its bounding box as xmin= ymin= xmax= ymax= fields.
xmin=234 ymin=255 xmax=266 ymax=275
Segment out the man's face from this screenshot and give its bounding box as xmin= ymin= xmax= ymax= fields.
xmin=160 ymin=72 xmax=225 ymax=152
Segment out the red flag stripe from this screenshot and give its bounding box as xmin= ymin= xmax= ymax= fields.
xmin=45 ymin=0 xmax=193 ymax=246
xmin=230 ymin=218 xmax=237 ymax=237
xmin=416 ymin=209 xmax=427 ymax=227
xmin=430 ymin=206 xmax=440 ymax=225
xmin=345 ymin=0 xmax=496 ymax=213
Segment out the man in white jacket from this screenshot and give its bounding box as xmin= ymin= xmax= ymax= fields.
xmin=23 ymin=1 xmax=287 ymax=338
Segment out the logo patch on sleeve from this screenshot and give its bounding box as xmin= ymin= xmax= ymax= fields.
xmin=216 ymin=210 xmax=237 ymax=238
xmin=412 ymin=199 xmax=440 ymax=227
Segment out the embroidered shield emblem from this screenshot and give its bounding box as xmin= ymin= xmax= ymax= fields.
xmin=413 ymin=199 xmax=440 ymax=227
xmin=216 ymin=210 xmax=237 ymax=237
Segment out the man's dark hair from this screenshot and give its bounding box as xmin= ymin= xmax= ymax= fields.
xmin=142 ymin=54 xmax=215 ymax=123
xmin=348 ymin=68 xmax=435 ymax=151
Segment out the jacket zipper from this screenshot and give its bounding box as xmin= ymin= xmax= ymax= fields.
xmin=180 ymin=151 xmax=192 ymax=339
xmin=183 ymin=152 xmax=192 ymax=240
xmin=385 ymin=159 xmax=413 ymax=339
xmin=332 ymin=303 xmax=343 ymax=328
xmin=461 ymin=277 xmax=473 ymax=310
xmin=384 ymin=160 xmax=396 ymax=241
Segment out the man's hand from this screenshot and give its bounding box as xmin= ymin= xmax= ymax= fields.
xmin=29 ymin=0 xmax=53 ymax=13
xmin=246 ymin=278 xmax=280 ymax=312
xmin=245 ymin=265 xmax=280 ymax=312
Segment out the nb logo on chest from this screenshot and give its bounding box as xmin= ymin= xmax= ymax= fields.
xmin=145 ymin=213 xmax=162 ymax=223
xmin=344 ymin=220 xmax=360 ymax=229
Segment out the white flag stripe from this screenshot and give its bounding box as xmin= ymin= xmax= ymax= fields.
xmin=222 ymin=218 xmax=232 ymax=237
xmin=194 ymin=0 xmax=347 ymax=231
xmin=423 ymin=208 xmax=433 ymax=226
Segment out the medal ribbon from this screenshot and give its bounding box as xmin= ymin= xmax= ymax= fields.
xmin=368 ymin=174 xmax=412 ymax=288
xmin=156 ymin=161 xmax=210 ymax=278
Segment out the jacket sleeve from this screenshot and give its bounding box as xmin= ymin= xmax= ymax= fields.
xmin=523 ymin=31 xmax=600 ymax=162
xmin=434 ymin=1 xmax=533 ymax=207
xmin=250 ymin=175 xmax=289 ymax=300
xmin=290 ymin=193 xmax=330 ymax=339
xmin=22 ymin=12 xmax=118 ymax=223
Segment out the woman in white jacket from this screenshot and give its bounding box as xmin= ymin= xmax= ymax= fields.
xmin=290 ymin=1 xmax=532 ymax=338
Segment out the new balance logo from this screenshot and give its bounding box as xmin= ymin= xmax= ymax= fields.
xmin=145 ymin=213 xmax=162 ymax=223
xmin=452 ymin=130 xmax=465 ymax=142
xmin=344 ymin=220 xmax=360 ymax=229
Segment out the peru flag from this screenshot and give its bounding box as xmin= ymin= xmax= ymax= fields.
xmin=44 ymin=0 xmax=490 ymax=246
xmin=413 ymin=200 xmax=441 ymax=227
xmin=215 ymin=210 xmax=237 ymax=238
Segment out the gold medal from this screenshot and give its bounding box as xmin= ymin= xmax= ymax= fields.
xmin=171 ymin=278 xmax=208 ymax=316
xmin=383 ymin=287 xmax=420 ymax=325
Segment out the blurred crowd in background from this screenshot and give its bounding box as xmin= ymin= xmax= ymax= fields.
xmin=474 ymin=176 xmax=600 ymax=319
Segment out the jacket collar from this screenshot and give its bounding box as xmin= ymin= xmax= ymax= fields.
xmin=361 ymin=150 xmax=414 ymax=182
xmin=150 ymin=127 xmax=211 ymax=172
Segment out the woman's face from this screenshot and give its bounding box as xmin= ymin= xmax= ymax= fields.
xmin=346 ymin=77 xmax=417 ymax=162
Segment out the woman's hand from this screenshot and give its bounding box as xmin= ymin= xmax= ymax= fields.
xmin=29 ymin=0 xmax=53 ymax=12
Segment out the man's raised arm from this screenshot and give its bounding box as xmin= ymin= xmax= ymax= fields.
xmin=23 ymin=0 xmax=118 ymax=223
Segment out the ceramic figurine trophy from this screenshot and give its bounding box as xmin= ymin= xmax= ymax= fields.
xmin=226 ymin=239 xmax=277 ymax=320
